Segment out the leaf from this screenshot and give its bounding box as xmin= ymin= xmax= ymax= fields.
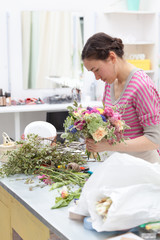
xmin=67 ymin=106 xmax=74 ymax=112
xmin=51 ymin=188 xmax=81 ymax=209
xmin=73 ymin=100 xmax=78 ymax=107
xmin=51 ymin=198 xmax=67 ymax=209
xmin=50 ymin=182 xmax=69 ymax=191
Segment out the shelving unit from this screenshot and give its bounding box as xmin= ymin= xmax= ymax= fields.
xmin=96 ymin=11 xmax=159 ymax=88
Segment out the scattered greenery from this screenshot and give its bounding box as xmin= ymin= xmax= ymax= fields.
xmin=0 ymin=134 xmax=86 ymax=177
xmin=0 ymin=133 xmax=91 ymax=209
xmin=37 ymin=166 xmax=90 ymax=209
xmin=38 ymin=166 xmax=90 ymax=188
xmin=52 ymin=188 xmax=81 ymax=209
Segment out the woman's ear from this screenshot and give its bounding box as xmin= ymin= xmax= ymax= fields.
xmin=109 ymin=51 xmax=117 ymax=64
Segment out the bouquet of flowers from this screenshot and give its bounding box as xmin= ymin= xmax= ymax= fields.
xmin=61 ymin=101 xmax=130 ymax=161
xmin=95 ymin=197 xmax=112 ymax=221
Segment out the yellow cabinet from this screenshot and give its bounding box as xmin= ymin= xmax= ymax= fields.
xmin=0 ymin=185 xmax=11 ymax=240
xmin=0 ymin=201 xmax=11 ymax=240
xmin=11 ymin=198 xmax=50 ymax=240
xmin=0 ymin=185 xmax=50 ymax=240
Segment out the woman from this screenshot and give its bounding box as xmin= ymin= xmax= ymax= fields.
xmin=82 ymin=32 xmax=160 ymax=163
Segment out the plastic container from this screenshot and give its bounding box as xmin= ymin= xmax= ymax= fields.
xmin=127 ymin=0 xmax=140 ymax=11
xmin=127 ymin=59 xmax=151 ymax=70
xmin=0 ymin=143 xmax=17 ymax=162
xmin=138 ymin=222 xmax=160 ymax=239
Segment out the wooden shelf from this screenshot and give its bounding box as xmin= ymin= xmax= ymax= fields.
xmin=104 ymin=11 xmax=156 ymax=15
xmin=124 ymin=41 xmax=155 ymax=45
xmin=100 ymin=11 xmax=159 ymax=86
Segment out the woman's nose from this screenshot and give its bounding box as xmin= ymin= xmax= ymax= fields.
xmin=94 ymin=72 xmax=101 ymax=80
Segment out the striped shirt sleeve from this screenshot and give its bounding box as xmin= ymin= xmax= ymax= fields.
xmin=143 ymin=124 xmax=160 ymax=145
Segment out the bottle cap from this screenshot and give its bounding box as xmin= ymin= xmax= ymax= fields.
xmin=5 ymin=92 xmax=11 ymax=97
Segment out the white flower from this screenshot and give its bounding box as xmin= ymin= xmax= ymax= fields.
xmin=95 ymin=197 xmax=112 ymax=220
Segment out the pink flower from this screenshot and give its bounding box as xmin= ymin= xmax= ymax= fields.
xmin=114 ymin=129 xmax=123 ymax=142
xmin=114 ymin=120 xmax=124 ymax=131
xmin=107 ymin=138 xmax=116 ymax=144
xmin=60 ymin=186 xmax=69 ymax=199
xmin=74 ymin=120 xmax=86 ymax=130
xmin=103 ymin=107 xmax=115 ymax=117
xmin=83 ymin=107 xmax=101 ymax=115
xmin=38 ymin=174 xmax=47 ymax=179
xmin=109 ymin=113 xmax=122 ymax=124
xmin=82 ymin=110 xmax=90 ymax=115
xmin=43 ymin=177 xmax=52 ymax=185
xmin=90 ymin=108 xmax=101 ymax=114
xmin=38 ymin=175 xmax=53 ymax=185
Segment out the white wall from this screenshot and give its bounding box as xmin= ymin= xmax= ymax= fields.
xmin=0 ymin=13 xmax=9 ymax=94
xmin=1 ymin=0 xmax=159 ymax=100
xmin=0 ymin=0 xmax=159 ymax=143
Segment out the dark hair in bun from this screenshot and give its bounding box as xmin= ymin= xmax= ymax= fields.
xmin=82 ymin=32 xmax=124 ymax=60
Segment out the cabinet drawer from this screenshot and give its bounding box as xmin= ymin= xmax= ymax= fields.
xmin=11 ymin=197 xmax=49 ymax=240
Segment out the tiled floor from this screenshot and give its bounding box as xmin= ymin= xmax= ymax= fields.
xmin=12 ymin=229 xmax=23 ymax=240
xmin=12 ymin=228 xmax=62 ymax=240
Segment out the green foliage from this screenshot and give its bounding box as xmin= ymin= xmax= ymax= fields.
xmin=0 ymin=134 xmax=86 ymax=177
xmin=51 ymin=188 xmax=81 ymax=209
xmin=61 ymin=115 xmax=80 ymax=142
xmin=38 ymin=165 xmax=90 ymax=209
xmin=85 ymin=113 xmax=106 ymax=134
xmin=38 ymin=166 xmax=90 ymax=188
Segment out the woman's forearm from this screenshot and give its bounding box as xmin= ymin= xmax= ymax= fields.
xmin=112 ymin=136 xmax=159 ymax=152
xmin=86 ymin=136 xmax=159 ymax=153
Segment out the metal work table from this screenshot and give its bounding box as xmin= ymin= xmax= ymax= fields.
xmin=0 ymin=162 xmax=112 ymax=240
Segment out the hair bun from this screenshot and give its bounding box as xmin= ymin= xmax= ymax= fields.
xmin=81 ymin=32 xmax=124 ymax=60
xmin=112 ymin=38 xmax=123 ymax=49
xmin=115 ymin=37 xmax=123 ymax=44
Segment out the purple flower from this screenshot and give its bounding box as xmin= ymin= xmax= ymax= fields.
xmin=68 ymin=125 xmax=77 ymax=133
xmin=87 ymin=107 xmax=93 ymax=111
xmin=101 ymin=115 xmax=107 ymax=122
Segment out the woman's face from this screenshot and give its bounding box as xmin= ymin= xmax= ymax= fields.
xmin=83 ymin=55 xmax=117 ymax=84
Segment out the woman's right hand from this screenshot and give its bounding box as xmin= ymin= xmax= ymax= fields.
xmin=86 ymin=138 xmax=109 ymax=153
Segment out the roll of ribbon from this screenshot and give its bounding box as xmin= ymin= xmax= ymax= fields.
xmin=83 ymin=217 xmax=94 ymax=231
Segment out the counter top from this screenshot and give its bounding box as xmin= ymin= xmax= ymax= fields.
xmin=0 ymin=162 xmax=110 ymax=240
xmin=0 ymin=101 xmax=103 ymax=113
xmin=0 ymin=100 xmax=103 ymax=141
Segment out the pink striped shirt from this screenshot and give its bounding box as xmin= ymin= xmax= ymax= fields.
xmin=103 ymin=69 xmax=160 ymax=140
